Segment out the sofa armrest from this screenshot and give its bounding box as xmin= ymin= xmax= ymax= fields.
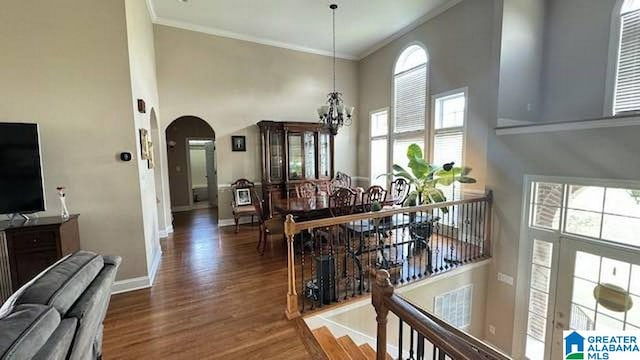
xmin=102 ymin=255 xmax=122 ymax=268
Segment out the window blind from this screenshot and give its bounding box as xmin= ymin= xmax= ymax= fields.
xmin=394 ymin=65 xmax=426 ymax=133
xmin=615 ymin=9 xmax=640 ymax=114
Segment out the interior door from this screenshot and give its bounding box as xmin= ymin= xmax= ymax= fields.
xmin=550 ymin=236 xmax=640 ymax=359
xmin=205 ymin=140 xmax=217 ymax=206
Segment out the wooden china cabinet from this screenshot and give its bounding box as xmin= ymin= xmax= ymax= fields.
xmin=257 ymin=121 xmax=335 ymax=216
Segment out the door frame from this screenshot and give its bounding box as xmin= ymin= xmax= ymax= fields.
xmin=512 ymin=175 xmax=640 ymax=358
xmin=185 ymin=137 xmax=216 ymax=209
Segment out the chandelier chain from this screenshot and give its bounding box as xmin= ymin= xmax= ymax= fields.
xmin=332 ymin=5 xmax=336 ymax=93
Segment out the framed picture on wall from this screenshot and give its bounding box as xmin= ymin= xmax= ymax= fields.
xmin=139 ymin=129 xmax=150 ymax=160
xmin=231 ymin=136 xmax=246 ymax=152
xmin=235 ymin=188 xmax=251 ymax=206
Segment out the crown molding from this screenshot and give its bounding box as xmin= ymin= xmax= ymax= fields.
xmin=357 ymin=0 xmax=464 ymax=60
xmin=147 ymin=0 xmax=461 ymax=61
xmin=153 ymin=17 xmax=359 ymax=60
xmin=145 ymin=0 xmax=158 ymax=21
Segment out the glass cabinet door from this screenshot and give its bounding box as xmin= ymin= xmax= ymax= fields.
xmin=319 ymin=133 xmax=331 ymax=178
xmin=304 ymin=132 xmax=316 ymax=179
xmin=288 ymin=134 xmax=303 ymax=180
xmin=269 ymin=131 xmax=284 ymax=182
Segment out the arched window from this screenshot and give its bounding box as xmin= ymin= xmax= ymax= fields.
xmin=392 ymin=45 xmax=428 ymax=171
xmin=613 ymin=0 xmax=640 ymax=114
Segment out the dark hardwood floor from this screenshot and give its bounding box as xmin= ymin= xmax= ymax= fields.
xmin=103 ymin=209 xmax=312 ymax=359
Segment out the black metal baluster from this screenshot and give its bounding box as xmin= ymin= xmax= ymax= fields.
xmin=482 ymin=199 xmax=487 ymax=257
xmin=463 ymin=203 xmax=469 ymax=263
xmin=310 ymin=231 xmax=316 ymax=310
xmin=398 ymin=318 xmax=403 ymax=360
xmin=474 ymin=202 xmax=482 ymax=260
xmin=417 ymin=333 xmax=424 ymax=360
xmin=409 ymin=328 xmax=415 ymax=360
xmin=301 ymin=231 xmax=305 ymax=313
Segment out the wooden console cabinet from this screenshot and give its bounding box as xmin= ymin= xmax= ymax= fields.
xmin=257 ymin=121 xmax=335 ymax=216
xmin=0 ymin=215 xmax=80 ymax=291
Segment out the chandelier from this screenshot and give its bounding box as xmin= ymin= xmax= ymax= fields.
xmin=317 ymin=4 xmax=354 ymax=135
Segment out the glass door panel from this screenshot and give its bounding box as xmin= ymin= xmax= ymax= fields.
xmin=319 ymin=133 xmax=331 ymax=178
xmin=304 ymin=132 xmax=316 ymax=179
xmin=269 ymin=131 xmax=284 ymax=182
xmin=288 ymin=134 xmax=303 ymax=180
xmin=552 ymin=237 xmax=640 ymax=359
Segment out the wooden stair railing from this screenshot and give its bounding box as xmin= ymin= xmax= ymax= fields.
xmin=285 ymin=193 xmax=494 ymax=319
xmin=372 ymin=269 xmax=511 ymax=360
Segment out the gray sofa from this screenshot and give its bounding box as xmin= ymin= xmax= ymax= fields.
xmin=0 ymin=251 xmax=121 ymax=360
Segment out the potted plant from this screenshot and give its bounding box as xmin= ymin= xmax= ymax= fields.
xmin=385 ymin=144 xmax=476 ymax=205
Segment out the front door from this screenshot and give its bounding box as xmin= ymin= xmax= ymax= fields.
xmin=522 ymin=179 xmax=640 ymax=360
xmin=550 ymin=236 xmax=640 ymax=359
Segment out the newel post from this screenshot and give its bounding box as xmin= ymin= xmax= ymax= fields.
xmin=372 ymin=270 xmax=394 ymax=360
xmin=284 ymin=214 xmax=300 ymax=319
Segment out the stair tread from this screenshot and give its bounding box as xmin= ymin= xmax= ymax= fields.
xmin=358 ymin=343 xmax=393 ymax=360
xmin=358 ymin=344 xmax=376 ymax=360
xmin=337 ymin=336 xmax=368 ymax=360
xmin=312 ymin=327 xmax=353 ymax=360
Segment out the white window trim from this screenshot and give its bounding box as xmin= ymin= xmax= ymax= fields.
xmin=369 ymin=108 xmax=390 ymax=187
xmin=429 ymin=87 xmax=469 ymax=166
xmin=512 ymin=174 xmax=640 ymax=357
xmin=604 ymin=0 xmax=631 ymax=117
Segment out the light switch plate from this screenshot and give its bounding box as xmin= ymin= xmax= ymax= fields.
xmin=497 ymin=272 xmax=514 ymax=286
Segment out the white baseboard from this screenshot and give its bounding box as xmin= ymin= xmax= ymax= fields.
xmin=111 ymin=276 xmax=151 ymax=295
xmin=111 ymin=248 xmax=163 ymax=295
xmin=158 ymin=225 xmax=174 ymax=238
xmin=148 ymin=246 xmax=162 ymax=286
xmin=218 ymin=217 xmax=256 ymax=228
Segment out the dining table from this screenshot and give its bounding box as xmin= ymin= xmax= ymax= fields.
xmin=273 ymin=193 xmax=399 ymax=221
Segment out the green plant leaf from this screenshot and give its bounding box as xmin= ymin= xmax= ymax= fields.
xmin=408 ymin=157 xmax=432 ymax=179
xmin=406 ymin=144 xmax=423 ymax=160
xmin=391 ymin=164 xmax=416 ymax=182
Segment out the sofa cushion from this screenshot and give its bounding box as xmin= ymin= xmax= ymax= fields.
xmin=66 ymin=261 xmax=119 ymax=360
xmin=17 ymin=251 xmax=104 ymax=315
xmin=32 ymin=318 xmax=77 ymax=360
xmin=0 ymin=304 xmax=60 ymax=360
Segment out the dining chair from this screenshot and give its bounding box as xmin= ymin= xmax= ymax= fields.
xmin=362 ymin=185 xmax=387 ymax=212
xmin=296 ymin=181 xmax=317 ymax=199
xmin=250 ymin=188 xmax=284 ymax=255
xmin=329 ymin=187 xmax=357 ymax=217
xmin=317 ymin=180 xmax=333 ymax=195
xmin=335 ymin=171 xmax=352 ymax=188
xmin=231 ymin=178 xmax=257 ymax=233
xmin=389 ymin=178 xmax=410 ymax=206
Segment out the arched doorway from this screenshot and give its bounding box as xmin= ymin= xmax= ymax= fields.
xmin=165 ymin=116 xmax=217 ymax=214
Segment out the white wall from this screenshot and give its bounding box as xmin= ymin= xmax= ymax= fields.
xmin=0 ymin=0 xmax=149 ymax=280
xmin=124 ymin=0 xmax=166 ymax=280
xmin=540 ymin=0 xmax=618 ymax=122
xmin=485 ymin=124 xmax=640 ymax=355
xmin=154 ymin=25 xmax=360 ymax=219
xmin=497 ymin=0 xmax=546 ymax=124
xmin=357 ymin=0 xmax=501 ymax=192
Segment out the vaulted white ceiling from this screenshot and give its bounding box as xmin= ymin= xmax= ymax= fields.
xmin=148 ymin=0 xmax=458 ymax=60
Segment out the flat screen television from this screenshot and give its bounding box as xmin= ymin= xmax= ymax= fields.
xmin=0 ymin=123 xmax=46 ymax=215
